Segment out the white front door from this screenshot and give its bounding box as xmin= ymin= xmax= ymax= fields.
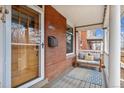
xmin=4 ymin=5 xmax=44 ymax=88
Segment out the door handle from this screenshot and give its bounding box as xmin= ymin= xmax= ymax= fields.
xmin=41 ymin=42 xmax=44 ymax=48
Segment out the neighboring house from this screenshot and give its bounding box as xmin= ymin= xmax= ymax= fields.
xmin=79 ymin=31 xmax=88 ymax=50
xmin=79 ymin=29 xmax=103 ymax=51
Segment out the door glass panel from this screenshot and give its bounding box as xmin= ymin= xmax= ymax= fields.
xmin=11 ymin=6 xmax=41 ymax=87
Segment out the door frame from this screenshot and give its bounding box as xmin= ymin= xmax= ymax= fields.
xmin=3 ymin=5 xmax=45 ymax=88
xmin=0 ymin=6 xmax=4 ymax=87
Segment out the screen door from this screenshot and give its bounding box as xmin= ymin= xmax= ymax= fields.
xmin=11 ymin=6 xmax=43 ymax=87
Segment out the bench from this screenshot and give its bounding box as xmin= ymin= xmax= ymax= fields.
xmin=75 ymin=50 xmax=103 ymax=72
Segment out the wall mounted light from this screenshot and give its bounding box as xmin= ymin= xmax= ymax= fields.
xmin=48 ymin=24 xmax=55 ymax=31
xmin=0 ymin=6 xmax=9 ymax=23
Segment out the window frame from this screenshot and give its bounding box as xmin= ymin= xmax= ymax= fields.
xmin=66 ymin=25 xmax=75 ymax=56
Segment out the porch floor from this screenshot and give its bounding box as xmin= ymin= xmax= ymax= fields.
xmin=44 ymin=67 xmax=105 ymax=88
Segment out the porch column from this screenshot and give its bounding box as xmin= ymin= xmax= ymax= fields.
xmin=109 ymin=5 xmax=120 ymax=88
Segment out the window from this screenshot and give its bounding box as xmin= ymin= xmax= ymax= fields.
xmin=66 ymin=25 xmax=73 ymax=54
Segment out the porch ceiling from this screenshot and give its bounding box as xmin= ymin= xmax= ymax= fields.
xmin=52 ymin=5 xmax=105 ymax=29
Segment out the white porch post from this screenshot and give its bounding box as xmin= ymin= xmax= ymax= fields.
xmin=76 ymin=31 xmax=79 ymax=56
xmin=0 ymin=6 xmax=4 ymax=87
xmin=109 ymin=5 xmax=120 ymax=88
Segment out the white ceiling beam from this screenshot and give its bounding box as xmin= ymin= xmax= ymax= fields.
xmin=76 ymin=23 xmax=103 ymax=31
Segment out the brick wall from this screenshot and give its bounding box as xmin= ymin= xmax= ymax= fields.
xmin=45 ymin=5 xmax=76 ymax=81
xmin=81 ymin=31 xmax=88 ymax=49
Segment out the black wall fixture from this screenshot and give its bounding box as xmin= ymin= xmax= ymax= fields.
xmin=48 ymin=36 xmax=58 ymax=47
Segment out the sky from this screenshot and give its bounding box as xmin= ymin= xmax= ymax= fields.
xmin=95 ymin=28 xmax=104 ymax=37
xmin=121 ymin=17 xmax=124 ymax=32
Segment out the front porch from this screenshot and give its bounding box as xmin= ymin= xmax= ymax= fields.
xmin=0 ymin=5 xmax=121 ymax=88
